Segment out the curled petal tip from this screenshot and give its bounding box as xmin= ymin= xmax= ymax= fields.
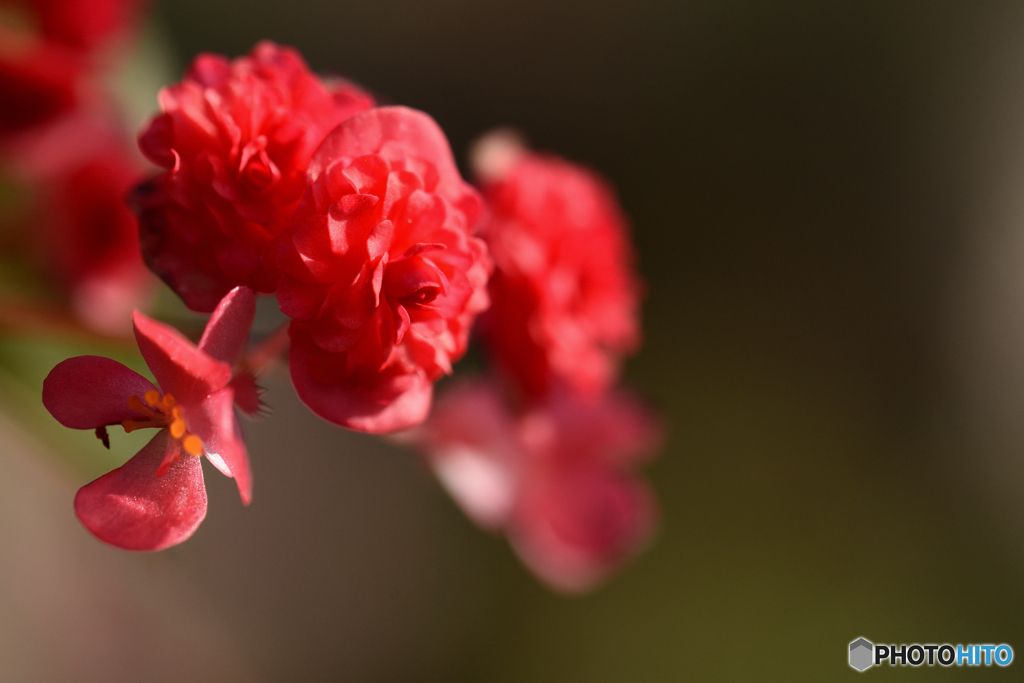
xmin=199 ymin=285 xmax=257 ymax=365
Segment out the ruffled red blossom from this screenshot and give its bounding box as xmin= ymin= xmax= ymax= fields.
xmin=0 ymin=0 xmax=141 ymax=136
xmin=41 ymin=286 xmax=256 ymax=550
xmin=135 ymin=41 xmax=374 ymax=311
xmin=410 ymin=379 xmax=661 ymax=592
xmin=277 ymin=106 xmax=490 ymax=433
xmin=472 ymin=133 xmax=642 ymax=400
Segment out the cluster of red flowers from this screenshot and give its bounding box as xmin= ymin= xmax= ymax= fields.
xmin=23 ymin=29 xmax=661 ymax=591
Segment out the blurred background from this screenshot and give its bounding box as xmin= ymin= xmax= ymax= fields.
xmin=4 ymin=0 xmax=1024 ymax=679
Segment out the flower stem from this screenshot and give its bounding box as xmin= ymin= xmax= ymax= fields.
xmin=239 ymin=322 xmax=290 ymax=376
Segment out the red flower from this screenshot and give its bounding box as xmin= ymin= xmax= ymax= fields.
xmin=411 ymin=379 xmax=661 ymax=592
xmin=0 ymin=42 xmax=81 ymax=136
xmin=11 ymin=114 xmax=156 ymax=334
xmin=48 ymin=152 xmax=154 ymax=334
xmin=0 ymin=0 xmax=141 ymax=136
xmin=23 ymin=0 xmax=140 ymax=52
xmin=41 ymin=286 xmax=256 ymax=550
xmin=278 ymin=106 xmax=490 ymax=433
xmin=135 ymin=41 xmax=374 ymax=311
xmin=473 ymin=133 xmax=642 ymax=400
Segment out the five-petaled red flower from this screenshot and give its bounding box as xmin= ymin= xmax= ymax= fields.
xmin=42 ymin=286 xmax=256 ymax=550
xmin=473 ymin=134 xmax=642 ymax=400
xmin=135 ymin=41 xmax=374 ymax=311
xmin=411 ymin=379 xmax=661 ymax=592
xmin=277 ymin=106 xmax=491 ymax=433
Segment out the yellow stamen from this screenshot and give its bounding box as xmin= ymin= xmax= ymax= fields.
xmin=122 ymin=389 xmax=205 ymax=459
xmin=182 ymin=435 xmax=203 ymax=456
xmin=128 ymin=395 xmax=160 ymax=418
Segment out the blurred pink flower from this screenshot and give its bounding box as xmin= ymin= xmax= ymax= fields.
xmin=473 ymin=133 xmax=642 ymax=401
xmin=2 ymin=113 xmax=156 ymax=335
xmin=30 ymin=118 xmax=154 ymax=334
xmin=410 ymin=379 xmax=661 ymax=592
xmin=134 ymin=41 xmax=374 ymax=311
xmin=278 ymin=106 xmax=490 ymax=433
xmin=41 ymin=286 xmax=256 ymax=550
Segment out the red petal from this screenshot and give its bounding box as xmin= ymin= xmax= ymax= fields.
xmin=289 ymin=339 xmax=433 ymax=433
xmin=394 ymin=304 xmax=411 ymax=345
xmin=325 ymin=194 xmax=382 ymax=259
xmin=343 ymin=304 xmax=397 ymax=374
xmin=546 ymin=388 xmax=665 ymax=468
xmin=187 ymin=388 xmax=252 ymax=505
xmin=43 ymin=356 xmax=157 ymax=429
xmin=198 ymin=286 xmax=256 ymax=365
xmin=366 ymin=219 xmax=394 ymax=262
xmin=132 ymin=311 xmax=232 ymax=406
xmin=337 ymin=154 xmax=389 ymax=195
xmin=73 ymin=431 xmax=208 ymax=551
xmin=309 ymin=107 xmax=465 ymax=196
xmin=276 ymin=271 xmax=328 ymax=321
xmin=412 ymin=380 xmax=522 ymax=530
xmin=138 ymin=113 xmax=176 ymax=168
xmin=510 ymin=466 xmax=655 ymax=594
xmin=307 ymin=267 xmax=379 ymax=353
xmin=388 ymin=190 xmax=448 ymax=252
xmin=395 ymin=242 xmax=447 ymax=261
xmin=383 ymin=253 xmax=447 ymax=301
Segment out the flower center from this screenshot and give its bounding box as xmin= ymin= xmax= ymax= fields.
xmin=123 ymin=390 xmax=204 ymax=457
xmin=238 ymin=136 xmax=281 ymax=191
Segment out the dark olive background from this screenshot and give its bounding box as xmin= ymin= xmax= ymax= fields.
xmin=6 ymin=0 xmax=1024 ymax=680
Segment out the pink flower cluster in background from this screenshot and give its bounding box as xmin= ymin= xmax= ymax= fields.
xmin=12 ymin=21 xmax=663 ymax=591
xmin=476 ymin=135 xmax=642 ymax=400
xmin=407 ymin=132 xmax=660 ymax=591
xmin=415 ymin=381 xmax=659 ymax=591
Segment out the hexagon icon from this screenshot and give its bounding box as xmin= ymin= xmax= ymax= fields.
xmin=849 ymin=638 xmax=874 ymax=671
